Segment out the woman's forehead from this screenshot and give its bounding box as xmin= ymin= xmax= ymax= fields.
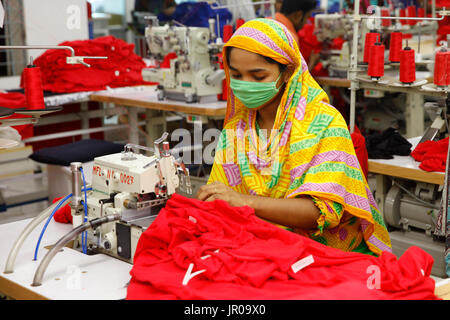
xmin=228 ymin=48 xmax=275 ymax=69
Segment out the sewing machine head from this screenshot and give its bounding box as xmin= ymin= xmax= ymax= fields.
xmin=91 ymin=133 xmax=191 ymax=198
xmin=71 ymin=133 xmax=191 ymax=263
xmin=314 ymin=13 xmax=352 ymax=43
xmin=142 ymin=22 xmax=225 ymax=103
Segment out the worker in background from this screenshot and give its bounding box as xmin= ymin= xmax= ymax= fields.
xmin=134 ymin=0 xmax=177 ymax=16
xmin=274 ymin=0 xmax=317 ymax=44
xmin=196 ymin=18 xmax=391 ymax=257
xmin=274 ymin=0 xmax=320 ymax=70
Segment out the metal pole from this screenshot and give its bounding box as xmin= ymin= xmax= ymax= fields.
xmin=348 ymin=0 xmax=361 ymax=133
xmin=0 ymin=45 xmax=75 ymax=56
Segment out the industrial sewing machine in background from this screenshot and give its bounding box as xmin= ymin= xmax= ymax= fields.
xmin=314 ymin=13 xmax=355 ymax=78
xmin=141 ymin=18 xmax=225 ymax=103
xmin=313 ymin=8 xmax=439 ymax=79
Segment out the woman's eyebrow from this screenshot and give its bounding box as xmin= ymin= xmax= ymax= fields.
xmin=248 ymin=68 xmax=267 ymax=73
xmin=229 ymin=65 xmax=267 ymax=73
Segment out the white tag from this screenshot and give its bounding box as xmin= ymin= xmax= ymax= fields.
xmin=200 ymin=249 xmax=220 ymax=260
xmin=188 ymin=216 xmax=197 ymax=223
xmin=291 ymin=255 xmax=314 ymax=273
xmin=182 ymin=263 xmax=206 ymax=286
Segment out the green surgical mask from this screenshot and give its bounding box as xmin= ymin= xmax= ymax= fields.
xmin=229 ymin=72 xmax=283 ymax=109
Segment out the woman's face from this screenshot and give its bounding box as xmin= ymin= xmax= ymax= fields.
xmin=228 ymin=48 xmax=283 ymax=87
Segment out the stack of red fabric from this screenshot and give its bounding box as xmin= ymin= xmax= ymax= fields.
xmin=411 ymin=137 xmax=449 ymax=172
xmin=0 ymin=92 xmax=33 ymax=139
xmin=23 ymin=36 xmax=152 ymax=93
xmin=127 ymin=194 xmax=438 ymax=300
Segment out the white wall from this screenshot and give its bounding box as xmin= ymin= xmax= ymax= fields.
xmin=22 ymin=0 xmax=89 ymax=59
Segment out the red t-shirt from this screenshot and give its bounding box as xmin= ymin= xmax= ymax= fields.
xmin=127 ymin=194 xmax=438 ymax=300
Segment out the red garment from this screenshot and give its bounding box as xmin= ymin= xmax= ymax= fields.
xmin=351 ymin=126 xmax=369 ymax=180
xmin=437 ymin=0 xmax=450 ymax=8
xmin=52 ymin=196 xmax=72 ymax=224
xmin=215 ymin=52 xmax=228 ymax=101
xmin=411 ymin=137 xmax=449 ymax=172
xmin=159 ymin=52 xmax=177 ymax=69
xmin=297 ymin=23 xmax=321 ymax=63
xmin=127 ymin=194 xmax=438 ymax=300
xmin=0 ymin=92 xmax=33 ymax=139
xmin=25 ymin=36 xmax=152 ymax=93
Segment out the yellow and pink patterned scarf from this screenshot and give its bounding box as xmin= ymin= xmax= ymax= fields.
xmin=208 ymin=18 xmax=391 ymax=256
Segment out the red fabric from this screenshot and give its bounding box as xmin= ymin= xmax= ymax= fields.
xmin=159 ymin=52 xmax=177 ymax=69
xmin=297 ymin=23 xmax=321 ymax=63
xmin=215 ymin=52 xmax=228 ymax=101
xmin=0 ymin=92 xmax=33 ymax=139
xmin=437 ymin=15 xmax=450 ymax=45
xmin=351 ymin=126 xmax=369 ymax=180
xmin=436 ymin=0 xmax=450 ymax=7
xmin=127 ymin=194 xmax=438 ymax=300
xmin=296 ymin=20 xmax=342 ymax=77
xmin=25 ymin=36 xmax=152 ymax=93
xmin=411 ymin=137 xmax=449 ymax=172
xmin=52 ymin=196 xmax=73 ymax=224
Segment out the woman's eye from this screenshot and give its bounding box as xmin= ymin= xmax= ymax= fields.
xmin=253 ymin=76 xmax=265 ymax=81
xmin=231 ymin=74 xmax=241 ymax=79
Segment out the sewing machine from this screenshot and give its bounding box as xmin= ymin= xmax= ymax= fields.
xmin=313 ymin=13 xmax=357 ymax=77
xmin=141 ymin=21 xmax=225 ymax=103
xmin=70 ymin=133 xmax=192 ymax=263
xmin=3 ymin=132 xmax=193 ymax=287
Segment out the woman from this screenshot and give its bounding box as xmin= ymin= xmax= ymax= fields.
xmin=196 ymin=18 xmax=391 ymax=257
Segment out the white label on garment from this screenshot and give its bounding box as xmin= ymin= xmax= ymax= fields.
xmin=182 ymin=263 xmax=206 ymax=286
xmin=291 ymin=255 xmax=314 ymax=273
xmin=200 ymin=249 xmax=220 ymax=260
xmin=188 ymin=216 xmax=197 ymax=223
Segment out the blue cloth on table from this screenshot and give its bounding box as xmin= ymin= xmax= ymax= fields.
xmin=30 ymin=139 xmax=124 ymax=166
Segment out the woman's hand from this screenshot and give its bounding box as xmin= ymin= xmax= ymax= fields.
xmin=196 ymin=182 xmax=250 ymax=207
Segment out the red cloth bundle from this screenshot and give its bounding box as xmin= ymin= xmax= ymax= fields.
xmin=52 ymin=196 xmax=73 ymax=224
xmin=22 ymin=36 xmax=152 ymax=93
xmin=411 ymin=137 xmax=449 ymax=172
xmin=0 ymin=92 xmax=33 ymax=139
xmin=127 ymin=194 xmax=438 ymax=300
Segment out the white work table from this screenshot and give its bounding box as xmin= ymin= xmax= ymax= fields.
xmin=368 ymin=137 xmax=445 ymax=217
xmin=0 ymin=217 xmax=131 ymax=300
xmin=368 ymin=137 xmax=445 ymax=186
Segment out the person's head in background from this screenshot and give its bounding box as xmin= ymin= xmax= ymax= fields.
xmin=279 ymin=0 xmax=318 ymax=32
xmin=275 ymin=0 xmax=283 ymax=12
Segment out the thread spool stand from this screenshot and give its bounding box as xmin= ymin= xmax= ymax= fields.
xmin=421 ymin=45 xmax=450 ymax=92
xmin=12 ymin=56 xmax=63 ymax=117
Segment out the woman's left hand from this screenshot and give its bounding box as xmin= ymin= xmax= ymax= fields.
xmin=196 ymin=182 xmax=250 ymax=207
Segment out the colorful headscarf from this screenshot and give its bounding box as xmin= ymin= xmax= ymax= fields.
xmin=208 ymin=18 xmax=391 ymax=256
